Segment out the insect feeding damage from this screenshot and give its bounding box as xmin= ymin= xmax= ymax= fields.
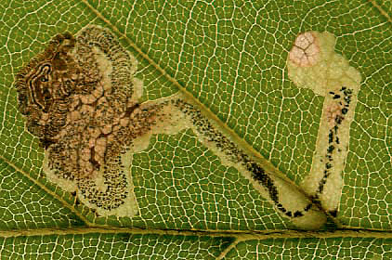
xmin=15 ymin=26 xmax=332 ymax=229
xmin=288 ymin=31 xmax=320 ymax=67
xmin=142 ymin=97 xmax=328 ymax=230
xmin=15 ymin=25 xmax=164 ymax=217
xmin=287 ymin=31 xmax=362 ymax=216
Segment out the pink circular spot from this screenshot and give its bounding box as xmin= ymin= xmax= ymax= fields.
xmin=289 ymin=32 xmax=320 ymax=67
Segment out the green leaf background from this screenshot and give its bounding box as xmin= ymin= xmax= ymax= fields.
xmin=0 ymin=0 xmax=391 ymax=259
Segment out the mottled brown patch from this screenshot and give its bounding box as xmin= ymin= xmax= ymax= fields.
xmin=15 ymin=25 xmax=159 ymax=214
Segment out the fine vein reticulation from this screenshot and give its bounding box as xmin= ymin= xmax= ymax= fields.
xmin=15 ymin=25 xmax=329 ymax=230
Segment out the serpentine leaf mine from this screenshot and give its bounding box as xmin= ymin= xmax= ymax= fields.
xmin=16 ymin=26 xmax=329 ymax=229
xmin=287 ymin=31 xmax=361 ymax=216
xmin=127 ymin=95 xmax=327 ymax=230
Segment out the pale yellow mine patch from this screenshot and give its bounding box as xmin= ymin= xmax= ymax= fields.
xmin=287 ymin=31 xmax=362 ymax=215
xmin=77 ymin=151 xmax=140 ymax=217
xmin=288 ymin=32 xmax=360 ymax=96
xmin=126 ymin=94 xmax=327 ymax=230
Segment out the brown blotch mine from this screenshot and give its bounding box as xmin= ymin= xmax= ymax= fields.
xmin=15 ymin=25 xmax=162 ymax=214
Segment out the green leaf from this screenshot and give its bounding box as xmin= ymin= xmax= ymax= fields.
xmin=1 ymin=0 xmax=391 ymax=258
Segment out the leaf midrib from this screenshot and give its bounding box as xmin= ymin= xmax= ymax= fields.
xmin=1 ymin=225 xmax=392 ymax=240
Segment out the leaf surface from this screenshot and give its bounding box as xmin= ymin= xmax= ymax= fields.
xmin=0 ymin=0 xmax=391 ymax=258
